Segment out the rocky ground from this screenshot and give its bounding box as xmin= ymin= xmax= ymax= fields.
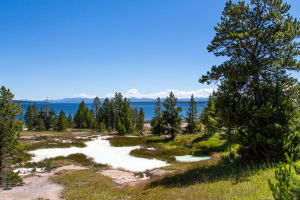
xmin=0 ymin=165 xmax=88 ymax=200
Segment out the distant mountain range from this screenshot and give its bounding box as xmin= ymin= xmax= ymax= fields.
xmin=12 ymin=97 xmax=208 ymax=103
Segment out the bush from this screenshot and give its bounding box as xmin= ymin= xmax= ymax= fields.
xmin=269 ymin=154 xmax=300 ymax=199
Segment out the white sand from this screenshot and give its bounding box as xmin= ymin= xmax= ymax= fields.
xmin=28 ymin=136 xmax=168 ymax=172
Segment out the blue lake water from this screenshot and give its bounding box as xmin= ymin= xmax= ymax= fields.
xmin=20 ymin=102 xmax=207 ymax=121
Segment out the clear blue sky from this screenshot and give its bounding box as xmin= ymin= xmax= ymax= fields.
xmin=1 ymin=0 xmax=300 ymax=100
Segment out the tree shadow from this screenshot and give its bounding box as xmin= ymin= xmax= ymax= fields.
xmin=147 ymin=158 xmax=274 ymax=188
xmin=203 ymin=142 xmax=234 ymax=153
xmin=192 ymin=132 xmax=215 ymax=143
xmin=147 ymin=137 xmax=173 ymax=144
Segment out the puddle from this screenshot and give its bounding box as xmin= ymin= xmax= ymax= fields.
xmin=175 ymin=155 xmax=211 ymax=162
xmin=28 ymin=136 xmax=168 ymax=171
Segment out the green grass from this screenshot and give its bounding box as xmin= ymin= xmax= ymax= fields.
xmin=50 ymin=156 xmax=276 ymax=200
xmin=24 ymin=140 xmax=87 ymax=151
xmin=130 ymin=148 xmax=193 ymax=163
xmin=24 ymin=153 xmax=110 ymax=171
xmin=20 ymin=128 xmax=277 ymax=199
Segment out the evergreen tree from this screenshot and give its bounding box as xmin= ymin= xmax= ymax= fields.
xmin=44 ymin=109 xmax=57 ymax=130
xmin=91 ymin=96 xmax=101 ymax=118
xmin=0 ymin=86 xmax=24 ymax=187
xmin=199 ymin=0 xmax=300 ymax=161
xmin=73 ymin=101 xmax=96 ymax=129
xmin=96 ymin=106 xmax=104 ymax=130
xmin=36 ymin=118 xmax=45 ymax=131
xmin=137 ymin=107 xmax=145 ymax=132
xmin=113 ymin=92 xmax=123 ymax=129
xmin=68 ymin=113 xmax=73 ymax=128
xmin=200 ymin=95 xmax=222 ymax=137
xmin=123 ymin=98 xmax=134 ymax=133
xmin=269 ymin=154 xmax=300 ymax=199
xmin=185 ymin=94 xmax=199 ymax=134
xmin=109 ymin=100 xmax=116 ymax=131
xmin=132 ymin=107 xmax=139 ymax=125
xmin=56 ymin=110 xmax=68 ymax=131
xmin=74 ymin=101 xmax=88 ymax=128
xmin=32 ymin=102 xmax=39 ymax=128
xmin=150 ymin=97 xmax=165 ymax=136
xmin=24 ymin=104 xmax=34 ymax=131
xmin=163 ymin=91 xmax=182 ymax=139
xmin=102 ymin=97 xmax=111 ymax=129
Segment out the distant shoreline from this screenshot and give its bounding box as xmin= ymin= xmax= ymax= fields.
xmin=129 ymin=101 xmax=208 ymax=104
xmin=13 ymin=101 xmax=208 ymax=104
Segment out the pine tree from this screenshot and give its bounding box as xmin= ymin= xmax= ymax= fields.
xmin=137 ymin=107 xmax=145 ymax=132
xmin=32 ymin=103 xmax=39 ymax=129
xmin=74 ymin=101 xmax=96 ymax=129
xmin=74 ymin=101 xmax=88 ymax=128
xmin=150 ymin=97 xmax=165 ymax=136
xmin=163 ymin=91 xmax=182 ymax=139
xmin=185 ymin=94 xmax=198 ymax=134
xmin=123 ymin=98 xmax=134 ymax=133
xmin=199 ymin=0 xmax=300 ymax=161
xmin=102 ymin=97 xmax=111 ymax=129
xmin=92 ymin=96 xmax=101 ymax=118
xmin=44 ymin=109 xmax=57 ymax=130
xmin=36 ymin=118 xmax=45 ymax=131
xmin=109 ymin=100 xmax=116 ymax=131
xmin=132 ymin=107 xmax=139 ymax=125
xmin=96 ymin=106 xmax=103 ymax=130
xmin=68 ymin=113 xmax=73 ymax=128
xmin=0 ymin=86 xmax=24 ymax=187
xmin=24 ymin=104 xmax=34 ymax=131
xmin=200 ymin=95 xmax=222 ymax=137
xmin=113 ymin=92 xmax=123 ymax=130
xmin=56 ymin=110 xmax=68 ymax=131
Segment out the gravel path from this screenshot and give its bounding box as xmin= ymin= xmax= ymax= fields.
xmin=0 ymin=165 xmax=88 ymax=200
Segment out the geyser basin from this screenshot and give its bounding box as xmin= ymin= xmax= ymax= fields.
xmin=28 ymin=136 xmax=168 ymax=171
xmin=175 ymin=155 xmax=211 ymax=162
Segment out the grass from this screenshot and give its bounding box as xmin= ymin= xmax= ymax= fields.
xmin=25 ymin=140 xmax=86 ymax=151
xmin=24 ymin=153 xmax=110 ymax=171
xmin=130 ymin=148 xmax=193 ymax=163
xmin=109 ymin=132 xmax=227 ymax=163
xmin=50 ymin=156 xmax=276 ymax=200
xmin=19 ymin=128 xmax=277 ymax=199
xmin=20 ymin=128 xmax=103 ymax=151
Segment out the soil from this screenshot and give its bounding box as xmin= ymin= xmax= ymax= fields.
xmin=98 ymin=170 xmax=148 ymax=184
xmin=0 ymin=165 xmax=88 ymax=200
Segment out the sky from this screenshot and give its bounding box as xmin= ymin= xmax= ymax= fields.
xmin=1 ymin=0 xmax=300 ymax=100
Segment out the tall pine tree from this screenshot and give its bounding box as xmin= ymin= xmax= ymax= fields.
xmin=56 ymin=110 xmax=68 ymax=131
xmin=199 ymin=0 xmax=300 ymax=161
xmin=91 ymin=96 xmax=101 ymax=118
xmin=24 ymin=104 xmax=34 ymax=131
xmin=150 ymin=97 xmax=165 ymax=135
xmin=185 ymin=94 xmax=199 ymax=134
xmin=137 ymin=107 xmax=145 ymax=132
xmin=0 ymin=86 xmax=24 ymax=187
xmin=163 ymin=91 xmax=182 ymax=139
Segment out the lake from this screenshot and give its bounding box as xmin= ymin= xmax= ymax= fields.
xmin=20 ymin=102 xmax=207 ymax=121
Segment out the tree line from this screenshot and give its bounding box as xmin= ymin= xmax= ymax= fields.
xmin=72 ymin=92 xmax=146 ymax=135
xmin=24 ymin=101 xmax=73 ymax=132
xmin=23 ymin=91 xmax=202 ymax=138
xmin=150 ymin=92 xmax=200 ymax=139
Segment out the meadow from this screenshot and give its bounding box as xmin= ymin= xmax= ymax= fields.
xmin=16 ymin=126 xmax=279 ymax=200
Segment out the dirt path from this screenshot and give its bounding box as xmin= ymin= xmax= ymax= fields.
xmin=0 ymin=165 xmax=88 ymax=200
